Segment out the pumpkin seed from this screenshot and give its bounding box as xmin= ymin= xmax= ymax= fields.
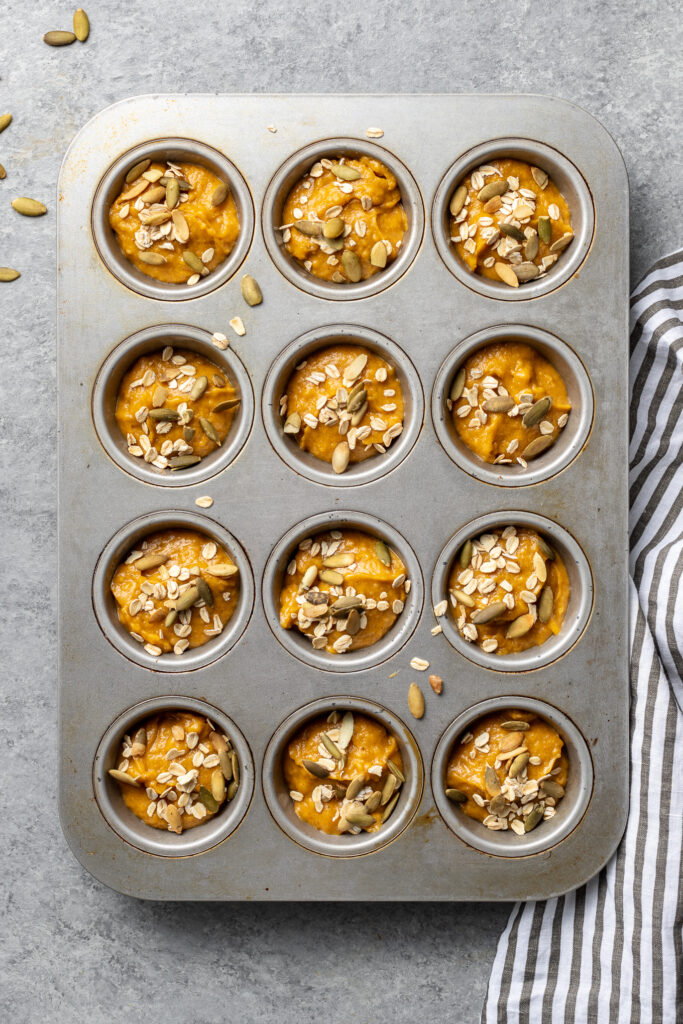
xmin=346 ymin=773 xmax=366 ymax=800
xmin=169 ymin=454 xmax=202 ymax=469
xmin=514 ymin=262 xmax=540 ymax=282
xmin=199 ymin=786 xmax=219 ymax=813
xmin=125 ymin=159 xmax=151 ymax=184
xmin=294 ymin=219 xmax=322 ymax=236
xmin=449 ymin=184 xmax=467 ymax=217
xmin=346 ymin=811 xmax=376 ymax=829
xmin=226 ymin=780 xmax=238 ymax=800
xmin=449 ymin=367 xmax=466 ymax=402
xmin=485 ymin=764 xmax=501 ymax=796
xmin=381 ymin=792 xmax=400 ymax=823
xmin=522 ymin=396 xmax=552 ymax=428
xmin=445 ymin=788 xmax=467 ymax=803
xmin=499 ymin=222 xmax=525 ymax=243
xmin=522 ymin=435 xmax=555 ymax=460
xmin=138 ymin=252 xmax=167 ymax=266
xmin=302 ymin=759 xmax=330 ymax=779
xmin=531 ymin=166 xmax=549 ymax=189
xmin=483 ymin=195 xmax=503 ymax=214
xmin=320 ymin=569 xmax=344 ymax=587
xmin=183 ymin=251 xmax=207 ymax=276
xmin=471 ymin=600 xmax=507 ymax=624
xmin=189 ymin=375 xmax=208 ymax=402
xmin=0 ymin=114 xmax=12 ymax=133
xmin=213 ymin=398 xmax=241 ymax=413
xmin=345 ymin=353 xmax=368 ymax=380
xmin=350 ymin=402 xmax=367 ymax=427
xmin=341 ymin=250 xmax=362 ymax=282
xmin=147 ymin=407 xmax=180 ymax=420
xmin=0 ymin=268 xmax=20 ymax=282
xmin=477 ymin=179 xmax=508 ymax=202
xmin=283 ymin=412 xmax=301 ymax=434
xmin=160 ymin=175 xmax=191 ymax=190
xmin=165 ymin=804 xmax=183 ymax=833
xmin=386 ymin=758 xmax=405 ymax=783
xmin=134 ymin=552 xmax=168 ymax=571
xmin=370 ymin=241 xmax=387 ymax=268
xmin=323 ymin=217 xmax=345 ymax=239
xmin=321 ymin=733 xmax=343 ymax=760
xmin=364 ymin=790 xmax=382 ymax=813
xmin=195 ymin=577 xmax=214 ymax=607
xmin=322 ymin=235 xmax=344 ymax=252
xmin=501 ymin=720 xmax=530 ymax=731
xmin=0 ymin=164 xmax=6 ymax=179
xmin=505 ymin=613 xmax=535 ymax=639
xmin=373 ymin=540 xmax=390 ymax=567
xmin=211 ymin=182 xmax=229 ymax=206
xmin=499 ymin=731 xmax=524 ymax=753
xmin=459 ymin=539 xmax=473 ymax=568
xmin=408 ymin=682 xmax=425 ymax=719
xmin=219 ymin=749 xmax=233 ymax=781
xmin=298 ymin=566 xmax=318 ymax=592
xmin=538 ymin=585 xmax=554 ymax=623
xmin=451 ymin=587 xmax=475 ymax=608
xmin=183 ymin=426 xmax=195 ymax=442
xmin=381 ymin=773 xmax=398 ymax=805
xmin=330 ymin=594 xmax=362 ymax=614
xmin=537 ymin=536 xmax=556 ymax=561
xmin=140 ymin=209 xmax=172 ymax=226
xmin=11 ymin=197 xmax=47 ymax=217
xmin=494 ymin=261 xmax=519 ymax=288
xmin=230 ymin=751 xmax=240 ymax=786
xmin=241 ymin=274 xmax=262 ymax=306
xmin=204 ymin=563 xmax=238 ymax=579
xmin=509 ymin=752 xmax=530 ymax=778
xmin=164 ymin=609 xmax=177 ymax=628
xmin=211 ymin=768 xmax=226 ymax=802
xmin=524 ymin=234 xmax=539 ymax=261
xmin=489 ymin=794 xmax=507 ymax=815
xmin=175 ymin=585 xmax=200 ymax=612
xmin=549 ymin=232 xmax=574 ymax=254
xmin=524 ymin=806 xmax=544 ymax=832
xmin=73 ymin=8 xmax=90 ymax=41
xmin=332 ymin=441 xmax=350 ymax=474
xmin=171 ymin=208 xmax=190 ymax=241
xmin=199 ymin=417 xmax=220 ymax=445
xmin=533 ymin=551 xmax=547 ymax=583
xmin=108 ymin=768 xmax=139 ymax=786
xmin=482 ymin=395 xmax=514 ymax=413
xmin=347 ymin=388 xmax=367 ymax=414
xmin=119 ymin=179 xmax=150 ymax=202
xmin=323 ymin=552 xmax=355 ymax=568
xmin=165 ymin=177 xmax=180 ymax=209
xmin=330 ymin=162 xmax=361 ymax=181
xmin=538 ymin=216 xmax=552 ymax=244
xmin=44 ymin=30 xmax=76 ymax=45
xmin=541 ymin=779 xmax=565 ymax=799
xmin=338 ymin=711 xmax=354 ymax=749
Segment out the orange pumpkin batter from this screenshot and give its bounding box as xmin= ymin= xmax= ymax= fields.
xmin=109 ymin=159 xmax=239 ymax=284
xmin=281 ymin=344 xmax=404 ymax=472
xmin=111 ymin=528 xmax=240 ymax=656
xmin=108 ymin=710 xmax=239 ymax=833
xmin=446 ymin=709 xmax=568 ymax=836
xmin=449 ymin=341 xmax=571 ymax=465
xmin=284 ymin=710 xmax=404 ymax=834
xmin=279 ymin=528 xmax=409 ymax=654
xmin=280 ymin=155 xmax=407 ymax=283
xmin=450 ymin=159 xmax=573 ymax=287
xmin=115 ymin=346 xmax=239 ymax=472
xmin=448 ymin=526 xmax=569 ymax=655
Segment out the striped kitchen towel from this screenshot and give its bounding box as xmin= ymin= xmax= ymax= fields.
xmin=482 ymin=251 xmax=683 ymax=1024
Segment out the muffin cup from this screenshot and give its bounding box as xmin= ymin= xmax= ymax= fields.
xmin=93 ymin=695 xmax=254 ymax=857
xmin=432 ymin=138 xmax=594 ymax=300
xmin=432 ymin=511 xmax=593 ymax=672
xmin=91 ymin=137 xmax=254 ymax=300
xmin=262 ymin=510 xmax=423 ymax=673
xmin=262 ymin=137 xmax=424 ymax=300
xmin=431 ymin=696 xmax=594 ymax=857
xmin=431 ymin=324 xmax=594 ymax=486
xmin=262 ymin=696 xmax=423 ymax=858
xmin=92 ymin=324 xmax=254 ymax=486
xmin=262 ymin=324 xmax=424 ymax=487
xmin=92 ymin=510 xmax=254 ymax=672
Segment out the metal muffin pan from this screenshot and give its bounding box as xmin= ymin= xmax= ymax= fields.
xmin=58 ymin=94 xmax=629 ymax=900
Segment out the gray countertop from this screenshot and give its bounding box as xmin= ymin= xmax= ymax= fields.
xmin=2 ymin=1 xmax=679 ymax=1021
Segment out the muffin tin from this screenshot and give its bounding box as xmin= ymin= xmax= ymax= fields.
xmin=58 ymin=94 xmax=629 ymax=900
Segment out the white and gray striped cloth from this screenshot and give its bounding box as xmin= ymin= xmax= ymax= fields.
xmin=482 ymin=251 xmax=683 ymax=1023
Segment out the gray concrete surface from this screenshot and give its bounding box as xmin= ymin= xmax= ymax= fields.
xmin=1 ymin=1 xmax=679 ymax=1021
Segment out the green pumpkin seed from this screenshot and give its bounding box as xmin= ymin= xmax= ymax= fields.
xmin=514 ymin=262 xmax=540 ymax=282
xmin=501 ymin=720 xmax=530 ymax=731
xmin=323 ymin=217 xmax=345 ymax=239
xmin=370 ymin=241 xmax=387 ymax=268
xmin=482 ymin=395 xmax=514 ymax=413
xmin=364 ymin=790 xmax=382 ymax=813
xmin=199 ymin=786 xmax=219 ymax=813
xmin=451 ymin=587 xmax=475 ymax=608
xmin=341 ymin=250 xmax=362 ymax=282
xmin=211 ymin=769 xmax=226 ymax=803
xmin=211 ymin=182 xmax=229 ymax=206
xmin=195 ymin=577 xmax=214 ymax=607
xmin=108 ymin=769 xmax=140 ymax=786
xmin=524 ymin=234 xmax=539 ymax=261
xmin=459 ymin=538 xmax=473 ymax=568
xmin=386 ymin=758 xmax=405 ymax=783
xmin=524 ymin=806 xmax=544 ymax=832
xmin=138 ymin=252 xmax=167 ymax=266
xmin=522 ymin=396 xmax=552 ymax=428
xmin=471 ymin=600 xmax=507 ymax=625
xmin=347 ymin=388 xmax=368 ymax=414
xmin=505 ymin=613 xmax=535 ymax=640
xmin=169 ymin=454 xmax=201 ymax=469
xmin=0 ymin=267 xmax=20 ymax=282
xmin=159 ymin=175 xmax=191 ymax=190
xmin=522 ymin=435 xmax=555 ymax=460
xmin=213 ymin=398 xmax=241 ymax=413
xmin=183 ymin=251 xmax=207 ymax=276
xmin=175 ymin=585 xmax=200 ymax=612
xmin=199 ymin=417 xmax=220 ymax=445
xmin=0 ymin=114 xmax=12 ymax=133
xmin=230 ymin=752 xmax=240 ymax=786
xmin=477 ymin=179 xmax=508 ymax=202
xmin=541 ymin=779 xmax=565 ymax=799
xmin=147 ymin=407 xmax=180 ymax=421
xmin=345 ymin=773 xmax=366 ymax=801
xmin=165 ymin=177 xmax=180 ymax=209
xmin=499 ymin=222 xmax=525 ymax=243
xmin=449 ymin=367 xmax=466 ymax=402
xmin=538 ymin=585 xmax=554 ymax=623
xmin=226 ymin=779 xmax=239 ymax=800
xmin=538 ymin=216 xmax=552 ymax=245
xmin=44 ymin=30 xmax=76 ymax=45
xmin=321 ymin=733 xmax=343 ymax=760
xmin=294 ymin=219 xmax=322 ymax=236
xmin=182 ymin=426 xmax=195 ymax=443
xmin=381 ymin=792 xmax=400 ymax=823
xmin=375 ymin=540 xmax=391 ymax=566
xmin=449 ymin=184 xmax=467 ymax=217
xmin=489 ymin=793 xmax=507 ymax=815
xmin=350 ymin=402 xmax=368 ymax=427
xmin=302 ymin=759 xmax=330 ymax=779
xmin=330 ymin=162 xmax=361 ymax=181
xmin=485 ymin=764 xmax=501 ymax=796
xmin=381 ymin=773 xmax=398 ymax=805
xmin=164 ymin=609 xmax=178 ymax=628
xmin=219 ymin=749 xmax=233 ymax=782
xmin=332 ymin=442 xmax=350 ymax=474
xmin=11 ymin=197 xmax=47 ymax=217
xmin=189 ymin=375 xmax=208 ymax=401
xmin=445 ymin=787 xmax=467 ymax=804
xmin=73 ymin=8 xmax=90 ymax=41
xmin=241 ymin=274 xmax=263 ymax=306
xmin=508 ymin=752 xmax=530 ymax=778
xmin=345 ymin=811 xmax=375 ymax=828
xmin=125 ymin=158 xmax=151 ymax=184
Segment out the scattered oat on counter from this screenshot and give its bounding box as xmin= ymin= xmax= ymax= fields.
xmin=365 ymin=127 xmax=384 ymax=138
xmin=195 ymin=496 xmax=214 ymax=509
xmin=410 ymin=656 xmax=429 ymax=671
xmin=229 ymin=316 xmax=246 ymax=337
